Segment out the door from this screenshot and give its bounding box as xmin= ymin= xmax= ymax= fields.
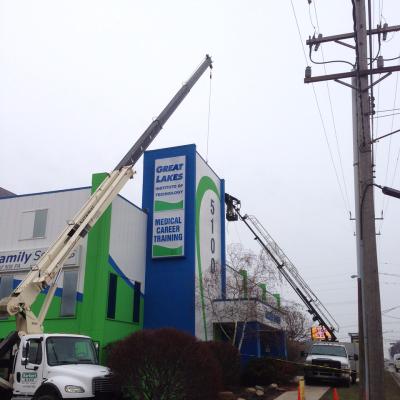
xmin=13 ymin=337 xmax=44 ymax=395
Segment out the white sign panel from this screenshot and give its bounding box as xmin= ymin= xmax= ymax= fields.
xmin=152 ymin=156 xmax=185 ymax=258
xmin=0 ymin=246 xmax=81 ymax=273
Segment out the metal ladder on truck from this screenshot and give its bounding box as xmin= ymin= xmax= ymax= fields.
xmin=0 ymin=55 xmax=213 ymax=364
xmin=224 ymin=193 xmax=339 ymax=341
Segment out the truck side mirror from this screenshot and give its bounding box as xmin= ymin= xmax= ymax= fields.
xmin=22 ymin=342 xmax=30 ymax=366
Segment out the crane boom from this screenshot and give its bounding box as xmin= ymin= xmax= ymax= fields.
xmin=225 ymin=193 xmax=339 ymax=341
xmin=0 ymin=55 xmax=213 ymax=335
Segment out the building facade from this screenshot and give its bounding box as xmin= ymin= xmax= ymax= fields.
xmin=0 ymin=144 xmax=286 ymax=360
xmin=0 ymin=174 xmax=146 ymax=360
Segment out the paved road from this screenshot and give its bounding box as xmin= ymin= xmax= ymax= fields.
xmin=275 ymin=385 xmax=330 ymax=400
xmin=387 ymin=365 xmax=400 ymax=388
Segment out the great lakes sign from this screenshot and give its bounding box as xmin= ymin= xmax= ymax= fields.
xmin=152 ymin=156 xmax=186 ymax=258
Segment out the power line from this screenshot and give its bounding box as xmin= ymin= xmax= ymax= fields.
xmin=379 ymin=56 xmax=400 ymax=234
xmin=373 ymin=111 xmax=400 ymax=119
xmin=312 ymin=0 xmax=352 ymax=212
xmin=205 ymin=68 xmax=213 ymax=163
xmin=376 ymin=107 xmax=400 ymax=113
xmin=289 ymin=0 xmax=351 ymax=216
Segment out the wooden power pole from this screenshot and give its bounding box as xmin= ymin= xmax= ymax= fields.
xmin=304 ymin=1 xmax=400 ymax=398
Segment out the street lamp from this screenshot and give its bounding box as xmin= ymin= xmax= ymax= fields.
xmin=374 ymin=185 xmax=400 ymax=199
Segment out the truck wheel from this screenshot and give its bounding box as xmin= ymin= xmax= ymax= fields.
xmin=35 ymin=394 xmax=59 ymax=400
xmin=34 ymin=388 xmax=60 ymax=400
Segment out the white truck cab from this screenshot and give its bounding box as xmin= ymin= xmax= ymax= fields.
xmin=7 ymin=333 xmax=114 ymax=400
xmin=304 ymin=343 xmax=352 ymax=387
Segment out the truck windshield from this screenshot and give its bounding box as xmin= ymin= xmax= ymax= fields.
xmin=46 ymin=336 xmax=98 ymax=366
xmin=310 ymin=345 xmax=347 ymax=358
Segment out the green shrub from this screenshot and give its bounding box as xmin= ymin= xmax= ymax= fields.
xmin=200 ymin=341 xmax=241 ymax=389
xmin=107 ymin=328 xmax=222 ymax=400
xmin=242 ymin=357 xmax=298 ymax=386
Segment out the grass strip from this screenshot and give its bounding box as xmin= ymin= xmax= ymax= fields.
xmin=320 ymin=371 xmax=400 ymax=400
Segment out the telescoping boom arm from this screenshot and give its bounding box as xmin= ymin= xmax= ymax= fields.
xmin=225 ymin=193 xmax=339 ymax=341
xmin=0 ymin=55 xmax=213 ymax=335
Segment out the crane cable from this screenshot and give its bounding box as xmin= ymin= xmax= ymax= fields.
xmin=206 ymin=68 xmax=213 ymax=164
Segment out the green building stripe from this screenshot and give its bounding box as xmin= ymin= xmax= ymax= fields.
xmin=195 ymin=176 xmax=220 ymax=341
xmin=152 ymin=245 xmax=183 ymax=257
xmin=154 ymin=200 xmax=184 ymax=212
xmin=80 ymin=173 xmax=113 ymax=351
xmin=80 ymin=173 xmax=144 ymax=362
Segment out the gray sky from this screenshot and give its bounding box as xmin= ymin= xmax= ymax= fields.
xmin=1 ymin=1 xmax=399 ymax=352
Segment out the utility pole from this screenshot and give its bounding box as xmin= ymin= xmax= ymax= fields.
xmin=352 ymin=74 xmax=366 ymax=400
xmin=304 ymin=1 xmax=400 ymax=399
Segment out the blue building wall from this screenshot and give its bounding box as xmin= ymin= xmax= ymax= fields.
xmin=142 ymin=144 xmax=197 ymax=335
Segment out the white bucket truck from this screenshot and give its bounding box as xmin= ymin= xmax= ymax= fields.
xmin=0 ymin=56 xmax=212 ymax=400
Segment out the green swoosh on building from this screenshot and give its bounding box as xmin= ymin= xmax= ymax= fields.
xmin=196 ymin=176 xmax=220 ymax=340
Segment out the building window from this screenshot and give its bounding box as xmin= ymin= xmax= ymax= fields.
xmin=107 ymin=273 xmax=117 ymax=319
xmin=132 ymin=282 xmax=141 ymax=323
xmin=60 ymin=270 xmax=78 ymax=317
xmin=0 ymin=275 xmax=13 ymax=299
xmin=20 ymin=209 xmax=48 ymax=240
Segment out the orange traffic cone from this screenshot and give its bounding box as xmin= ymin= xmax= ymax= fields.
xmin=297 ymin=384 xmax=301 ymax=400
xmin=332 ymin=387 xmax=340 ymax=400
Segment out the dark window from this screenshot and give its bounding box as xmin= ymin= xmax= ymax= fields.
xmin=60 ymin=270 xmax=78 ymax=317
xmin=107 ymin=273 xmax=117 ymax=319
xmin=33 ymin=209 xmax=48 ymax=238
xmin=0 ymin=276 xmax=13 ymax=299
xmin=22 ymin=339 xmax=42 ymax=365
xmin=46 ymin=336 xmax=97 ymax=366
xmin=132 ymin=282 xmax=141 ymax=323
xmin=20 ymin=209 xmax=48 ymax=240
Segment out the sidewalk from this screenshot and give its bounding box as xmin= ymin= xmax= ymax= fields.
xmin=275 ymin=385 xmax=330 ymax=400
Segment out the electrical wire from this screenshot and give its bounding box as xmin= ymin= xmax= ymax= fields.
xmin=312 ymin=0 xmax=352 ymax=212
xmin=290 ymin=0 xmax=351 ymax=216
xmin=308 ymin=46 xmax=355 ymax=68
xmin=289 ymin=0 xmax=308 ymax=64
xmin=308 ymin=1 xmax=317 ymax=36
xmin=374 ymin=111 xmax=400 ymax=119
xmin=379 ymin=57 xmax=400 ymax=234
xmin=383 ymin=55 xmax=400 ymax=62
xmin=376 ymin=107 xmax=400 ymax=113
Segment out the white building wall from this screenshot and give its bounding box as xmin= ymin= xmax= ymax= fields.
xmin=0 ymin=188 xmax=91 ymax=294
xmin=195 ymin=153 xmax=223 ymax=341
xmin=109 ymin=196 xmax=147 ymax=293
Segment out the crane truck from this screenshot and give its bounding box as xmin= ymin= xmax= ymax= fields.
xmin=0 ymin=55 xmax=212 ymax=400
xmin=223 ymin=194 xmax=362 ymax=384
xmin=224 ymin=193 xmax=339 ymax=341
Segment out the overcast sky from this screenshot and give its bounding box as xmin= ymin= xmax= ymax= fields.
xmin=1 ymin=1 xmax=399 ymax=353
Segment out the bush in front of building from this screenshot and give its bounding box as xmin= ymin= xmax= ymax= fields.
xmin=241 ymin=357 xmax=299 ymax=386
xmin=107 ymin=328 xmax=222 ymax=400
xmin=200 ymin=341 xmax=241 ymax=389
